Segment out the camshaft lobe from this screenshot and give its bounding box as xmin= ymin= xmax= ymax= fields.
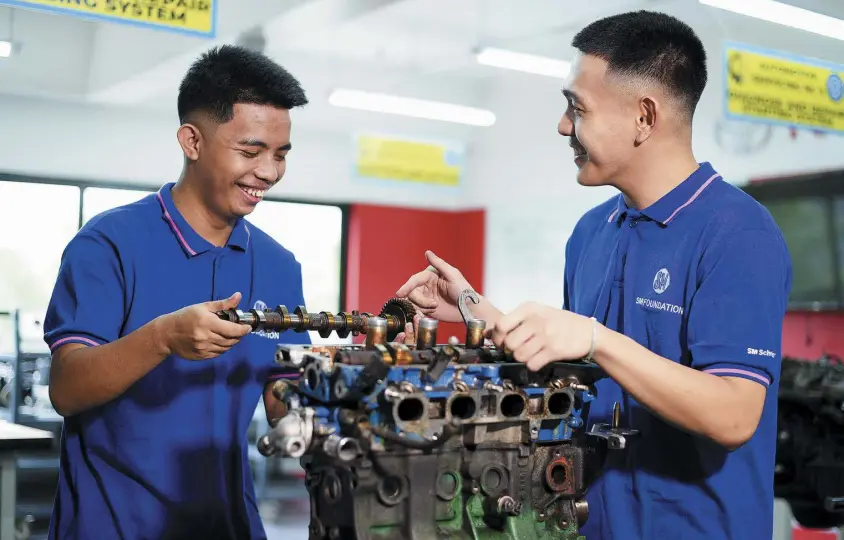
xmin=216 ymin=305 xmax=404 ymax=339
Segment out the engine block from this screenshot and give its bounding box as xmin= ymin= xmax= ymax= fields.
xmin=222 ymin=293 xmax=634 ymax=539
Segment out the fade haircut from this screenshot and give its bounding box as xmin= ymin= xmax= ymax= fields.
xmin=571 ymin=11 xmax=707 ymax=119
xmin=177 ymin=44 xmax=308 ymax=124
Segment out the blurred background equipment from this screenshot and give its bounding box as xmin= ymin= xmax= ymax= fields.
xmin=0 ymin=311 xmax=56 ymax=540
xmin=776 ymin=356 xmax=844 ymax=530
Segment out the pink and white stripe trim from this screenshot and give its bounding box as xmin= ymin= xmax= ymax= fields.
xmin=606 ymin=173 xmax=720 ymax=223
xmin=662 ymin=173 xmax=720 ymax=224
xmin=704 ymin=367 xmax=770 ymax=385
xmin=156 ymin=192 xmax=197 ymax=256
xmin=50 ymin=336 xmax=101 ymax=351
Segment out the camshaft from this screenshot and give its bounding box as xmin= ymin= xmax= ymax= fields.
xmin=217 ymin=297 xmax=422 ymax=341
xmin=216 ymin=305 xmax=405 ymax=339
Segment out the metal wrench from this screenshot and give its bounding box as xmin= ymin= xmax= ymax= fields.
xmin=457 ymin=289 xmax=481 ymax=326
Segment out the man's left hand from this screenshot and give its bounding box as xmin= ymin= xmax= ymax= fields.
xmin=489 ymin=302 xmax=594 ymax=371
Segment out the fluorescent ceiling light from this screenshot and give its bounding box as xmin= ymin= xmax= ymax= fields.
xmin=476 ymin=47 xmax=572 ymax=78
xmin=0 ymin=41 xmax=12 ymax=58
xmin=328 ymin=89 xmax=496 ymax=127
xmin=699 ymin=0 xmax=844 ymax=41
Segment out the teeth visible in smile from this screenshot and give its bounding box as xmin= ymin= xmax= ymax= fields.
xmin=240 ymin=186 xmax=265 ymax=199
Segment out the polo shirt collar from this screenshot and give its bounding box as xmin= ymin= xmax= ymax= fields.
xmin=607 ymin=162 xmax=721 ymax=226
xmin=156 ymin=183 xmax=251 ymax=257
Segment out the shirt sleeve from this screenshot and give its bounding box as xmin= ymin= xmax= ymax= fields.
xmin=687 ymin=228 xmax=792 ymax=388
xmin=267 ymin=260 xmax=312 ymax=382
xmin=43 ymin=230 xmax=126 ymax=353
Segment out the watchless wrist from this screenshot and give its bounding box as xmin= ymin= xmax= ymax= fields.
xmin=149 ymin=315 xmax=173 ymax=358
xmin=584 ymin=316 xmax=599 ymax=364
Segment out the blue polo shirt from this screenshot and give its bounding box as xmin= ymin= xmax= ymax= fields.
xmin=564 ymin=162 xmax=791 ymax=539
xmin=43 ymin=183 xmax=310 ymax=540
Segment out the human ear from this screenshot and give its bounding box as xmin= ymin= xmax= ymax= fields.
xmin=176 ymin=123 xmax=203 ymax=161
xmin=634 ymin=96 xmax=657 ymax=144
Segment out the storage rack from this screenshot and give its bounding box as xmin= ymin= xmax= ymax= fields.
xmin=0 ymin=310 xmax=60 ymax=540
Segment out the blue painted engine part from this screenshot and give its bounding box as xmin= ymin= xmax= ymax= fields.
xmin=257 ymin=312 xmax=637 ymax=540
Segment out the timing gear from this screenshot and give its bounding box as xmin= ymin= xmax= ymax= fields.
xmin=379 ymin=298 xmax=417 ymax=341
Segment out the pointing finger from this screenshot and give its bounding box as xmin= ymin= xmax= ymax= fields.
xmin=424 ymin=251 xmax=460 ymax=280
xmin=396 ymin=271 xmax=434 ymax=298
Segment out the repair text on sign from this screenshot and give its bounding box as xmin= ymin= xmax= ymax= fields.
xmin=724 ymin=42 xmax=844 ymax=134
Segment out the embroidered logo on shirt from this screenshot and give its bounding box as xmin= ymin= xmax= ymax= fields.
xmin=252 ymin=299 xmax=280 ymax=339
xmin=636 ymin=296 xmax=684 ymax=315
xmin=652 ymin=268 xmax=670 ymax=294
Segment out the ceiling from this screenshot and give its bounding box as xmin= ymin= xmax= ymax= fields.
xmin=2 ymin=0 xmax=844 ymax=137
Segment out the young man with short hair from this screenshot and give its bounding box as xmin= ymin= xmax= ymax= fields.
xmin=397 ymin=11 xmax=791 ymax=539
xmin=45 ymin=45 xmax=310 ymax=539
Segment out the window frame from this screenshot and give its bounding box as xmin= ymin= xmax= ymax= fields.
xmin=0 ymin=172 xmax=351 ymax=312
xmin=743 ymin=170 xmax=844 ymax=311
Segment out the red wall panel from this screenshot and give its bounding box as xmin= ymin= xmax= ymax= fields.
xmin=346 ymin=203 xmax=485 ymax=343
xmin=345 ymin=203 xmax=843 ymax=359
xmin=782 ymin=311 xmax=844 ymax=359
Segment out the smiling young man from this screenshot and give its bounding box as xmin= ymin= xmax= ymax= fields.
xmin=396 ymin=11 xmax=791 ymax=540
xmin=43 ymin=45 xmax=310 ymax=540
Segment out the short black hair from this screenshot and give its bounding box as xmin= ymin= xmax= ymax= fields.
xmin=571 ymin=11 xmax=707 ymax=117
xmin=177 ymin=44 xmax=308 ymax=124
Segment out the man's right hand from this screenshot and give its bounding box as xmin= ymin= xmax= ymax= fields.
xmin=157 ymin=292 xmax=251 ymax=360
xmin=395 ymin=251 xmax=475 ymax=324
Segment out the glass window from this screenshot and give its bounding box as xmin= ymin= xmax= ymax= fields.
xmin=766 ymin=197 xmax=837 ymax=307
xmin=82 ymin=187 xmax=154 ymax=225
xmin=246 ymin=201 xmax=344 ymax=344
xmin=834 ymin=196 xmax=844 ymax=304
xmin=0 ymin=181 xmax=81 ymax=355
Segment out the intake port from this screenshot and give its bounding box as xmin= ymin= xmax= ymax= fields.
xmin=499 ymin=393 xmax=526 ymax=418
xmin=396 ymin=397 xmax=426 ymax=422
xmin=448 ymin=394 xmax=477 ymax=421
xmin=546 ymin=389 xmax=575 ymax=417
xmin=545 ymin=458 xmax=571 ymax=492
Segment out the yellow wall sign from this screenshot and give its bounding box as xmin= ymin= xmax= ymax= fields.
xmin=0 ymin=0 xmax=216 ymax=38
xmin=724 ymin=41 xmax=844 ymax=134
xmin=355 ymin=135 xmax=464 ymax=187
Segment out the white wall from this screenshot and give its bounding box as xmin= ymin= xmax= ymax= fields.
xmin=470 ymin=62 xmax=844 ymax=312
xmin=0 ymin=95 xmax=468 ymax=210
xmin=2 ymin=44 xmax=844 ymax=316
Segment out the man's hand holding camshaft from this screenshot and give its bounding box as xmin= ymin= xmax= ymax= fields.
xmin=156 ymin=291 xmax=251 ymax=360
xmin=488 ymin=302 xmax=594 ymax=370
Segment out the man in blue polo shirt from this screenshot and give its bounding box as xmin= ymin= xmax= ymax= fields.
xmin=43 ymin=45 xmax=310 ymax=539
xmin=396 ymin=11 xmax=791 ymax=540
